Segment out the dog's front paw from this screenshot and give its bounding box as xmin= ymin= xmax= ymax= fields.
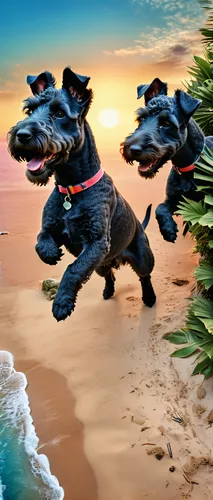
xmin=36 ymin=237 xmax=64 ymax=265
xmin=160 ymin=222 xmax=178 ymax=243
xmin=52 ymin=295 xmax=75 ymax=321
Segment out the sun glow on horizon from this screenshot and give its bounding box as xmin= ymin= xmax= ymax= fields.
xmin=98 ymin=108 xmax=120 ymax=129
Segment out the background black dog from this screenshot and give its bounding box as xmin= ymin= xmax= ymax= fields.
xmin=8 ymin=67 xmax=156 ymax=321
xmin=121 ymin=78 xmax=213 ymax=243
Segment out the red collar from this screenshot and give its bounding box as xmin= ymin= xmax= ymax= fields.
xmin=172 ymin=147 xmax=204 ymax=175
xmin=56 ymin=166 xmax=104 ymax=195
xmin=173 ymin=163 xmax=196 ymax=174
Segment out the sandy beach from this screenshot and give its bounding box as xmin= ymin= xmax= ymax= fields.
xmin=1 ymin=152 xmax=213 ymax=499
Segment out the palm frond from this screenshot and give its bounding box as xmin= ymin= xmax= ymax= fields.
xmin=165 ymin=144 xmax=213 ymax=378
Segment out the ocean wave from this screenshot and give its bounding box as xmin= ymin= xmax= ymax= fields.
xmin=0 ymin=351 xmax=64 ymax=499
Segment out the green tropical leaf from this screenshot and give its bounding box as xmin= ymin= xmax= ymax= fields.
xmin=194 ymin=172 xmax=213 ymax=182
xmin=199 ymin=209 xmax=213 ymax=227
xmin=186 ymin=316 xmax=210 ymax=335
xmin=191 ymin=296 xmax=213 ymax=319
xmin=202 ymin=363 xmax=213 ymax=378
xmin=170 ymin=344 xmax=198 ymax=358
xmin=192 ymin=356 xmax=211 ymax=375
xmin=201 ymin=341 xmax=213 ymax=358
xmin=165 ymin=1 xmax=213 ymax=377
xmin=177 ymin=198 xmax=206 ymax=225
xmin=204 ymin=194 xmax=213 ymax=204
xmin=196 ymin=184 xmax=212 ymax=192
xmin=194 ymin=262 xmax=213 ymax=290
xmin=199 ymin=0 xmax=212 ymax=10
xmin=193 ymin=350 xmax=210 ymax=364
xmin=205 ymin=144 xmax=213 ymax=157
xmin=199 ymin=317 xmax=213 ymax=334
xmin=198 ymin=153 xmax=213 ymax=167
xmin=163 ymin=330 xmax=188 ymax=344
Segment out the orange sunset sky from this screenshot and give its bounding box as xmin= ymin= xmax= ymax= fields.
xmin=0 ymin=0 xmax=206 ymax=153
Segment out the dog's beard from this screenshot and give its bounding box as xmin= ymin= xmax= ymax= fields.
xmin=7 ymin=129 xmax=80 ymax=185
xmin=25 ymin=165 xmax=54 ymax=185
xmin=120 ymin=140 xmax=176 ymax=179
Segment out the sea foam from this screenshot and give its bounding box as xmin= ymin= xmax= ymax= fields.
xmin=0 ymin=351 xmax=64 ymax=499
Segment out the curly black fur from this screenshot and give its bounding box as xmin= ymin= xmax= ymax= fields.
xmin=7 ymin=67 xmax=156 ymax=321
xmin=121 ymin=81 xmax=213 ymax=243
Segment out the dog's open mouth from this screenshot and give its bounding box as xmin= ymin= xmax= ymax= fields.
xmin=138 ymin=160 xmax=158 ymax=173
xmin=26 ymin=155 xmax=55 ymax=174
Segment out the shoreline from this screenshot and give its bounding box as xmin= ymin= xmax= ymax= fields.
xmin=2 ymin=168 xmax=213 ymax=499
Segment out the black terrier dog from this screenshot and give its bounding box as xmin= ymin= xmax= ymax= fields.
xmin=8 ymin=67 xmax=156 ymax=321
xmin=121 ymin=78 xmax=213 ymax=243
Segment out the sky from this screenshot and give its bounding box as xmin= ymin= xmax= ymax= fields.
xmin=0 ymin=0 xmax=206 ymax=150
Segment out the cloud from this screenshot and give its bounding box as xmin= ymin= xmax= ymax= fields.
xmin=170 ymin=44 xmax=190 ymax=56
xmin=104 ymin=28 xmax=203 ymax=65
xmin=104 ymin=0 xmax=205 ymax=68
xmin=131 ymin=0 xmax=202 ymax=15
xmin=104 ymin=0 xmax=206 ymax=68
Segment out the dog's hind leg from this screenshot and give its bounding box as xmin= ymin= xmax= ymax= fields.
xmin=96 ymin=265 xmax=116 ymax=300
xmin=139 ymin=275 xmax=156 ymax=308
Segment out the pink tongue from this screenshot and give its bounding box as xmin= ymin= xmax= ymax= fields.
xmin=26 ymin=157 xmax=45 ymax=172
xmin=138 ymin=162 xmax=152 ymax=173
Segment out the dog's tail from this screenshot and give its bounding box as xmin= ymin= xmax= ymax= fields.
xmin=142 ymin=204 xmax=152 ymax=230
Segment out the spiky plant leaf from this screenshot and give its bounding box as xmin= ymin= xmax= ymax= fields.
xmin=199 ymin=317 xmax=213 ymax=334
xmin=199 ymin=209 xmax=213 ymax=227
xmin=192 ymin=356 xmax=211 ymax=375
xmin=170 ymin=344 xmax=199 ymax=358
xmin=196 ymin=184 xmax=212 ymax=191
xmin=202 ymin=363 xmax=213 ymax=378
xmin=186 ymin=313 xmax=211 ymax=335
xmin=204 ymin=194 xmax=213 ymax=204
xmin=176 ymin=198 xmax=206 ymax=225
xmin=201 ymin=341 xmax=213 ymax=358
xmin=194 ymin=261 xmax=213 ymax=289
xmin=163 ymin=330 xmax=188 ymax=344
xmin=191 ymin=296 xmax=213 ymax=319
xmin=165 ymin=1 xmax=213 ymax=377
xmin=194 ymin=172 xmax=213 ymax=182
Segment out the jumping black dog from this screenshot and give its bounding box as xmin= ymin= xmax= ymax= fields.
xmin=8 ymin=67 xmax=156 ymax=321
xmin=121 ymin=78 xmax=213 ymax=243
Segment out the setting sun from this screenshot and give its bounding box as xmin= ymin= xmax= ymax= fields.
xmin=98 ymin=108 xmax=119 ymax=129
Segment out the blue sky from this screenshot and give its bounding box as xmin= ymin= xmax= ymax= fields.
xmin=1 ymin=0 xmax=204 ymax=71
xmin=0 ymin=0 xmax=206 ymax=137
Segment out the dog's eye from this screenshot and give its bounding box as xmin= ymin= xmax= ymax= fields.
xmin=160 ymin=121 xmax=170 ymax=128
xmin=24 ymin=109 xmax=32 ymax=116
xmin=54 ymin=110 xmax=65 ymax=119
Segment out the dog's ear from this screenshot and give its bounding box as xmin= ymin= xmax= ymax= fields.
xmin=137 ymin=78 xmax=167 ymax=104
xmin=62 ymin=67 xmax=90 ymax=99
xmin=26 ymin=71 xmax=56 ymax=95
xmin=175 ymin=89 xmax=201 ymax=122
xmin=62 ymin=67 xmax=92 ymax=117
xmin=80 ymin=89 xmax=93 ymax=118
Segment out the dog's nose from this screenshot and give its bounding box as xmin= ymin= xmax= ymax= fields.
xmin=17 ymin=129 xmax=33 ymax=143
xmin=129 ymin=145 xmax=142 ymax=156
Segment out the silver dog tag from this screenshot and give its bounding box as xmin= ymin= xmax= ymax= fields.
xmin=63 ymin=195 xmax=72 ymax=210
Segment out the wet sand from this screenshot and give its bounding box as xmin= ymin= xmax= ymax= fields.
xmin=1 ymin=154 xmax=213 ymax=499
